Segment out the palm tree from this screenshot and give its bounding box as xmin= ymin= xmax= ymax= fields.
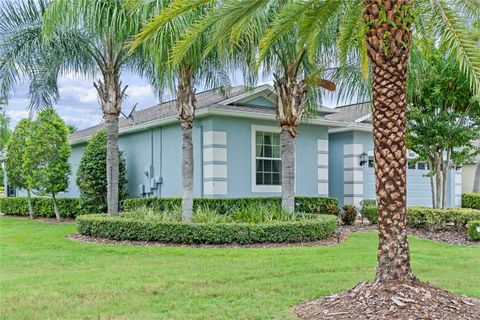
xmin=133 ymin=0 xmax=338 ymax=213
xmin=130 ymin=0 xmax=231 ymax=221
xmin=155 ymin=0 xmax=480 ymax=280
xmin=38 ymin=0 xmax=156 ymax=216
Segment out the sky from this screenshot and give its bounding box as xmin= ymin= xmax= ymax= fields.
xmin=5 ymin=71 xmax=345 ymax=131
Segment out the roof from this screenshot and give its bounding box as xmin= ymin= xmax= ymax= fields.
xmin=70 ymin=85 xmax=248 ymax=142
xmin=69 ymin=84 xmax=344 ymax=144
xmin=325 ymin=102 xmax=371 ymax=123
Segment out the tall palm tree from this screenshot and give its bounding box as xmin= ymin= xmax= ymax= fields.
xmin=156 ymin=0 xmax=480 ymax=280
xmin=130 ymin=0 xmax=231 ymax=221
xmin=133 ymin=0 xmax=338 ymax=213
xmin=39 ymin=0 xmax=156 ymax=216
xmin=264 ymin=0 xmax=479 ymax=281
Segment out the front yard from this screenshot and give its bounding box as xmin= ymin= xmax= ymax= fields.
xmin=0 ymin=217 xmax=479 ymax=320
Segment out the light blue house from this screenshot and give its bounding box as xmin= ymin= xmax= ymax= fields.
xmin=17 ymin=85 xmax=461 ymax=208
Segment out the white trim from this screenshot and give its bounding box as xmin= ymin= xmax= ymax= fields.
xmin=354 ymin=114 xmax=372 ymax=123
xmin=344 ymin=170 xmax=363 ymax=182
xmin=317 ymin=153 xmax=329 ymax=166
xmin=204 ymin=181 xmax=227 ymax=195
xmin=219 ymin=84 xmax=275 ymax=105
xmin=317 ymin=183 xmax=328 ymax=195
xmin=317 ymin=139 xmax=328 ymax=152
xmin=344 ymin=143 xmax=363 ymax=156
xmin=317 ymin=168 xmax=328 ymax=180
xmin=328 ymin=125 xmax=373 ymax=134
xmin=251 ymin=125 xmax=282 ymax=193
xmin=203 ymin=164 xmax=228 ymax=179
xmin=203 ymin=131 xmax=227 ymax=145
xmin=344 ymin=183 xmax=364 ymax=195
xmin=203 ymin=148 xmax=227 ymax=162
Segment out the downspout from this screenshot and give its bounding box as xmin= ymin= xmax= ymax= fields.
xmin=194 ymin=123 xmax=204 ymax=197
xmin=158 ymin=127 xmax=162 ymax=198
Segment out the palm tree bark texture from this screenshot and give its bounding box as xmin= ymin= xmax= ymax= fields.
xmin=94 ymin=66 xmax=126 ymax=216
xmin=177 ymin=65 xmax=196 ymax=222
xmin=364 ymin=0 xmax=415 ymax=281
xmin=273 ymin=68 xmax=308 ymax=213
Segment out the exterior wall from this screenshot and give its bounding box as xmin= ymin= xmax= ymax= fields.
xmin=329 ymin=129 xmax=459 ymax=208
xmin=211 ymin=116 xmax=329 ymax=198
xmin=461 ymin=164 xmax=477 ymax=193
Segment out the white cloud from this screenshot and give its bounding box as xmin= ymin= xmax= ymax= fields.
xmin=59 ymin=85 xmax=98 ymax=104
xmin=126 ymin=84 xmax=156 ymax=99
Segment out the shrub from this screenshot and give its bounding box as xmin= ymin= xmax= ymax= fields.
xmin=76 ymin=214 xmax=337 ymax=245
xmin=326 ymin=203 xmax=340 ymax=217
xmin=342 ymin=205 xmax=357 ymax=225
xmin=0 ymin=197 xmax=83 ymax=218
xmin=406 ymin=206 xmax=480 ymax=230
xmin=76 ymin=130 xmax=128 ymax=214
xmin=462 ymin=193 xmax=480 ymax=209
xmin=362 ymin=206 xmax=378 ymax=224
xmin=123 ymin=196 xmax=338 ymax=215
xmin=467 ymin=221 xmax=480 ymax=241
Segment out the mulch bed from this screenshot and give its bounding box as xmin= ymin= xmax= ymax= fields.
xmin=0 ymin=215 xmax=75 ymax=224
xmin=293 ymin=280 xmax=480 ymax=320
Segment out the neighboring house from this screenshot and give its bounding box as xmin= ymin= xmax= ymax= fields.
xmin=14 ymin=84 xmax=461 ymax=207
xmin=462 ymin=139 xmax=480 ymax=193
xmin=326 ymin=103 xmax=462 ymax=208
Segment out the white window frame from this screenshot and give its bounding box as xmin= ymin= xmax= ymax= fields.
xmin=251 ymin=125 xmax=283 ymax=193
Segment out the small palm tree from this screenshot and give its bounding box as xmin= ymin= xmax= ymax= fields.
xmin=130 ymin=0 xmax=231 ymax=222
xmin=137 ymin=0 xmax=338 ymax=213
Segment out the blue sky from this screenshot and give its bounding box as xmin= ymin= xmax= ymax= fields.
xmin=5 ymin=71 xmax=343 ymax=130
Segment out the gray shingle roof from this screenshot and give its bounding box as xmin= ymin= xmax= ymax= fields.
xmin=69 ymin=85 xmax=249 ymax=142
xmin=325 ymin=102 xmax=372 ymax=123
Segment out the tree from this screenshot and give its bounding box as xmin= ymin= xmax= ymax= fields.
xmin=76 ymin=130 xmax=127 ymax=214
xmin=41 ymin=0 xmax=158 ymax=216
xmin=407 ymin=51 xmax=480 ymax=208
xmin=474 ymin=140 xmax=480 ymax=193
xmin=5 ymin=119 xmax=39 ymax=218
xmin=0 ymin=109 xmax=9 ymax=191
xmin=165 ymin=0 xmax=480 ymax=281
xmin=35 ymin=108 xmax=71 ymax=220
xmin=130 ymin=0 xmax=231 ymax=221
xmin=1 ymin=0 xmax=154 ymax=216
xmin=149 ymin=1 xmax=338 ymax=213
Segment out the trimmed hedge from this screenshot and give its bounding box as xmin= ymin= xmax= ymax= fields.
xmin=462 ymin=193 xmax=480 ymax=209
xmin=76 ymin=214 xmax=337 ymax=244
xmin=0 ymin=197 xmax=84 ymax=218
xmin=467 ymin=221 xmax=480 ymax=241
xmin=407 ymin=206 xmax=480 ymax=230
xmin=123 ymin=196 xmax=339 ymax=215
xmin=362 ymin=206 xmax=378 ymax=224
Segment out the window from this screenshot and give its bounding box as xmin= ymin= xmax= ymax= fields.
xmin=417 ymin=162 xmax=426 ymax=170
xmin=408 ymin=161 xmax=416 ymax=170
xmin=251 ymin=125 xmax=283 ymax=192
xmin=368 ymin=158 xmax=374 ymax=168
xmin=255 ymin=131 xmax=281 ymax=186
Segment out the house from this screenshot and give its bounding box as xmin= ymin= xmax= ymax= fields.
xmin=14 ymin=84 xmax=461 ymax=207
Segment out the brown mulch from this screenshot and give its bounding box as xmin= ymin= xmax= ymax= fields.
xmin=0 ymin=215 xmax=75 ymax=224
xmin=407 ymin=227 xmax=477 ymax=246
xmin=293 ymin=280 xmax=480 ymax=320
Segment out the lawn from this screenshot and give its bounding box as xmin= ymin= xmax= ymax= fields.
xmin=0 ymin=217 xmax=479 ymax=320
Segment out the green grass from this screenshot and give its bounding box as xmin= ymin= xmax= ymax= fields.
xmin=0 ymin=217 xmax=479 ymax=320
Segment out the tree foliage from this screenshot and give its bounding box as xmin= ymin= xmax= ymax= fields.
xmin=407 ymin=50 xmax=480 ymax=208
xmin=76 ymin=130 xmax=127 ymax=214
xmin=35 ymin=108 xmax=71 ymax=219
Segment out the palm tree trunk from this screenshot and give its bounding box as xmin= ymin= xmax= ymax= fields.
xmin=51 ymin=192 xmax=60 ymax=220
xmin=177 ymin=65 xmax=196 ymax=222
xmin=364 ymin=0 xmax=415 ymax=282
xmin=105 ymin=114 xmax=120 ymax=216
xmin=280 ymin=128 xmax=295 ymax=213
xmin=94 ymin=67 xmax=125 ymax=216
xmin=273 ymin=71 xmax=307 ymax=213
xmin=26 ymin=188 xmax=33 ymax=219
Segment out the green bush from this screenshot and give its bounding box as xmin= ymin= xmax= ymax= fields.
xmin=407 ymin=206 xmax=480 ymax=230
xmin=0 ymin=197 xmax=84 ymax=218
xmin=362 ymin=206 xmax=378 ymax=224
xmin=341 ymin=205 xmax=357 ymax=225
xmin=76 ymin=130 xmax=128 ymax=214
xmin=123 ymin=196 xmax=338 ymax=215
xmin=462 ymin=193 xmax=480 ymax=209
xmin=76 ymin=214 xmax=337 ymax=245
xmin=467 ymin=221 xmax=480 ymax=241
